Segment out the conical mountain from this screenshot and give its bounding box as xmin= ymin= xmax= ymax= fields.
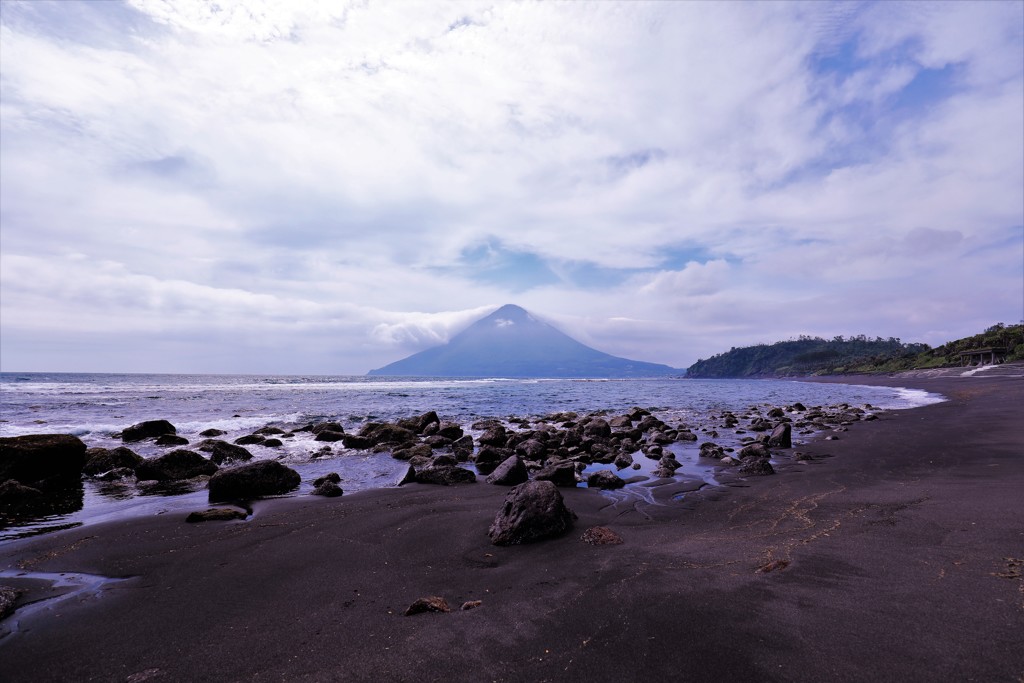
xmin=367 ymin=304 xmax=681 ymax=377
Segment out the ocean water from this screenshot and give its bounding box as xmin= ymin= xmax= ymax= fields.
xmin=0 ymin=373 xmax=944 ymax=540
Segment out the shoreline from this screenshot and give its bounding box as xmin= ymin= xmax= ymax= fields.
xmin=1 ymin=375 xmax=1022 ymax=681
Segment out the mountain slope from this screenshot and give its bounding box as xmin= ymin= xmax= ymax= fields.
xmin=367 ymin=305 xmax=680 ymax=377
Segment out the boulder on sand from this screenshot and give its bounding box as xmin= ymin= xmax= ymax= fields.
xmin=413 ymin=465 xmax=477 ymax=486
xmin=768 ymin=422 xmax=792 ymax=448
xmin=533 ymin=461 xmax=577 ymax=487
xmin=739 ymin=458 xmax=775 ymax=476
xmin=488 ymin=480 xmax=577 ymax=546
xmin=209 ymin=441 xmax=254 ymax=466
xmin=586 ymin=469 xmax=625 ymax=490
xmin=122 ymin=420 xmax=177 ymax=443
xmin=208 ymin=461 xmax=301 ymax=502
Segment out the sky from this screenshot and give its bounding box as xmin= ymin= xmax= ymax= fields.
xmin=1 ymin=0 xmax=1022 ymax=374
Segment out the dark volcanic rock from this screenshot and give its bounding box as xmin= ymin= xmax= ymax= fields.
xmin=739 ymin=443 xmax=772 ymax=460
xmin=397 ymin=411 xmax=440 ymax=435
xmin=312 ymin=422 xmax=344 ymax=435
xmin=768 ymin=423 xmax=792 ymax=448
xmin=312 ymin=480 xmax=344 ymax=497
xmin=0 ymin=434 xmax=88 ymax=488
xmin=489 ymin=480 xmax=577 ymax=545
xmin=185 ymin=507 xmax=247 ymax=523
xmin=359 ymin=423 xmax=417 ymax=446
xmin=122 ymin=420 xmax=177 ymax=442
xmin=341 ymin=434 xmax=373 ymax=450
xmin=199 ymin=428 xmax=225 ymax=437
xmin=208 ymin=461 xmax=301 ymax=502
xmin=478 ymin=426 xmax=508 ymax=447
xmin=314 ymin=430 xmax=346 ymax=443
xmin=739 ymin=458 xmax=776 ymax=476
xmin=583 ymin=418 xmax=612 ymax=438
xmin=485 ymin=455 xmax=529 ymax=486
xmin=313 ymin=473 xmax=341 ymax=487
xmin=437 ymin=421 xmax=464 ymax=440
xmin=699 ymin=442 xmax=725 ymax=459
xmin=136 ymin=450 xmax=218 ymax=482
xmin=262 ymin=438 xmax=283 ymax=448
xmin=209 ymin=441 xmax=254 ymax=466
xmin=0 ymin=479 xmax=44 ymax=511
xmin=534 ymin=461 xmax=578 ymax=487
xmin=414 ymin=465 xmax=477 ymax=486
xmin=83 ymin=446 xmax=143 ymax=476
xmin=587 ymin=469 xmax=625 ymax=490
xmin=234 ymin=435 xmax=266 ymax=446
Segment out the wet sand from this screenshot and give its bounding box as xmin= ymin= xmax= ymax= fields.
xmin=1 ymin=375 xmax=1022 ymax=682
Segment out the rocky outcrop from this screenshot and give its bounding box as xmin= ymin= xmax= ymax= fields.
xmin=122 ymin=420 xmax=177 ymax=443
xmin=404 ymin=596 xmax=450 ymax=616
xmin=739 ymin=458 xmax=775 ymax=476
xmin=358 ymin=423 xmax=417 ymax=447
xmin=739 ymin=443 xmax=772 ymax=460
xmin=136 ymin=450 xmax=218 ymax=482
xmin=208 ymin=461 xmax=301 ymax=502
xmin=489 ymin=480 xmax=577 ymax=545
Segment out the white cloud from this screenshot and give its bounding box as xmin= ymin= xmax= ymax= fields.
xmin=1 ymin=1 xmax=1021 ymax=372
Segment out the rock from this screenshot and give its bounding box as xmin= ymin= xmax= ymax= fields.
xmin=431 ymin=454 xmax=458 ymax=467
xmin=478 ymin=425 xmax=508 ymax=447
xmin=234 ymin=435 xmax=266 ymax=445
xmin=404 ymin=596 xmax=450 ymax=616
xmin=313 ymin=473 xmax=341 ymax=487
xmin=262 ymin=438 xmax=283 ymax=448
xmin=414 ymin=465 xmax=477 ymax=486
xmin=358 ymin=423 xmax=417 ymax=446
xmin=0 ymin=434 xmax=88 ymax=487
xmin=474 ymin=446 xmax=512 ymax=475
xmin=341 ymin=434 xmax=373 ymax=450
xmin=790 ymin=402 xmax=807 ymax=412
xmin=739 ymin=458 xmax=775 ymax=476
xmin=583 ymin=418 xmax=611 ymax=438
xmin=0 ymin=479 xmax=44 ymax=511
xmin=136 ymin=450 xmax=218 ymax=482
xmin=614 ymin=452 xmax=634 ymax=470
xmin=489 ymin=480 xmax=576 ymax=546
xmin=209 ymin=441 xmax=254 ymax=466
xmin=515 ymin=439 xmax=547 ymax=460
xmin=398 ymin=411 xmax=440 ymax=435
xmin=314 ymin=430 xmax=346 ymax=443
xmin=392 ymin=443 xmax=433 ymax=461
xmin=208 ymin=461 xmax=301 ymax=501
xmin=768 ymin=423 xmax=792 ymax=448
xmin=437 ymin=421 xmax=464 ymax=440
xmin=312 ymin=422 xmax=345 ymax=435
xmin=253 ymin=426 xmax=285 ymax=436
xmin=199 ymin=428 xmax=225 ymax=437
xmin=452 ymin=435 xmax=474 ymax=459
xmin=485 ymin=455 xmax=529 ymax=486
xmin=423 ymin=435 xmax=452 ymax=449
xmin=534 ymin=461 xmax=578 ymax=487
xmin=185 ymin=508 xmax=247 ymax=523
xmin=396 ymin=465 xmax=417 ymax=486
xmin=739 ymin=443 xmax=772 ymax=459
xmin=586 ymin=469 xmax=625 ymax=490
xmin=676 ymin=430 xmax=698 ymax=442
xmin=312 ymin=480 xmax=343 ymax=497
xmin=719 ymin=456 xmax=739 ymax=466
xmin=460 ymin=600 xmax=483 ymax=611
xmin=580 ymin=526 xmax=623 ymax=545
xmin=0 ymin=585 xmax=21 ymax=620
xmin=767 ymin=407 xmax=785 ymax=418
xmin=122 ymin=420 xmax=177 ymax=442
xmin=155 ymin=434 xmax=189 ymax=446
xmin=83 ymin=446 xmax=143 ymax=476
xmin=608 ymin=415 xmax=633 ymax=429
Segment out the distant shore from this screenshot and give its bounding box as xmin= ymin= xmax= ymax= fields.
xmin=1 ymin=374 xmax=1022 ymax=682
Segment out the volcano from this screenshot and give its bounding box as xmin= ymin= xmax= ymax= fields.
xmin=367 ymin=304 xmax=681 ymax=378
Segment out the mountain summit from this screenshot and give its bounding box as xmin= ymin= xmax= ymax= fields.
xmin=367 ymin=304 xmax=680 ymax=378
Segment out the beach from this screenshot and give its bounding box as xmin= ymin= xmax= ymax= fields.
xmin=1 ymin=374 xmax=1022 ymax=682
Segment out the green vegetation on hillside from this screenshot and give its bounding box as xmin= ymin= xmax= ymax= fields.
xmin=686 ymin=323 xmax=1024 ymax=378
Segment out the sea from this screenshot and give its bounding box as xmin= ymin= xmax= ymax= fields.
xmin=0 ymin=373 xmax=945 ymax=540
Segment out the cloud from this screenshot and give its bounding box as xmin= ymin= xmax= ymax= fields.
xmin=1 ymin=1 xmax=1021 ymax=373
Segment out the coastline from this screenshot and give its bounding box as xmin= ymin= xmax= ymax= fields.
xmin=1 ymin=375 xmax=1022 ymax=682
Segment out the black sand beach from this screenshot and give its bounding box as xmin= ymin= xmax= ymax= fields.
xmin=1 ymin=375 xmax=1022 ymax=682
